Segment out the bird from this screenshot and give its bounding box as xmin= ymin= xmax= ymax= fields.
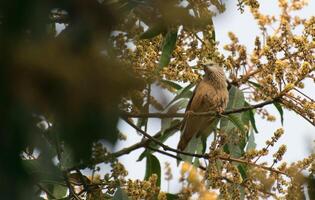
xmin=177 ymin=59 xmax=229 ymax=151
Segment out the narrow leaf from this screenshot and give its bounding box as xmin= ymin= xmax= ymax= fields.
xmin=166 ymin=193 xmax=179 ymax=200
xmin=159 ymin=30 xmax=178 ymax=69
xmin=246 ymin=129 xmax=257 ymax=151
xmin=248 ymin=81 xmax=261 ymax=88
xmin=244 ymin=102 xmax=258 ymax=133
xmin=166 ymin=98 xmax=189 ymax=114
xmin=273 ymin=102 xmax=284 ymax=125
xmin=225 ymin=115 xmax=246 ymax=135
xmin=140 ymin=23 xmax=166 ymax=39
xmin=178 ymin=135 xmax=202 ymax=165
xmin=237 ymin=164 xmax=248 ymax=180
xmin=160 ymin=79 xmax=183 ymax=91
xmin=220 ymin=86 xmax=246 ymax=158
xmin=113 ymin=187 xmax=129 ymax=200
xmin=166 ymin=83 xmax=194 ymax=108
xmin=144 ymin=153 xmax=161 ymax=187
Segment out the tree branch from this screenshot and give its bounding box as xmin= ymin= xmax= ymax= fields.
xmin=122 ymin=116 xmax=290 ymax=177
xmin=122 ymin=98 xmax=277 ymax=118
xmin=122 ymin=117 xmax=202 ymax=157
xmin=217 ymin=155 xmax=288 ymax=176
xmin=112 ymin=121 xmax=181 ymax=158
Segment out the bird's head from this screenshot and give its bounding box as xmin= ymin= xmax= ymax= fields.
xmin=201 ymin=59 xmax=224 ymax=76
xmin=200 ymin=58 xmax=227 ymax=87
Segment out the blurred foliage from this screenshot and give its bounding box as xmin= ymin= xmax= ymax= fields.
xmin=1 ymin=0 xmax=315 ymax=200
xmin=0 ymin=0 xmax=144 ymax=199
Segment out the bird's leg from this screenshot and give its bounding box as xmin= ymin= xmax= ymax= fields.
xmin=217 ymin=104 xmax=225 ymax=113
xmin=185 ymin=110 xmax=194 ymax=117
xmin=214 ymin=109 xmax=222 ymax=118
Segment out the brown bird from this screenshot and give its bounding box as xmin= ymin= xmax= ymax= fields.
xmin=177 ymin=60 xmax=229 ymax=151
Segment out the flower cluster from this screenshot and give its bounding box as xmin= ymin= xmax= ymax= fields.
xmin=180 ymin=162 xmax=217 ymax=200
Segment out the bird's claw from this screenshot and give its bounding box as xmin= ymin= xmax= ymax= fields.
xmin=216 ymin=108 xmax=225 ymax=117
xmin=185 ymin=110 xmax=194 ymax=117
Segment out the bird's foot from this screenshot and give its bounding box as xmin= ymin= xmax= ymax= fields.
xmin=185 ymin=110 xmax=194 ymax=117
xmin=216 ymin=108 xmax=225 ymax=116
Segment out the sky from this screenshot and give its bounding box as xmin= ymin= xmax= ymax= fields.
xmin=113 ymin=0 xmax=315 ymax=195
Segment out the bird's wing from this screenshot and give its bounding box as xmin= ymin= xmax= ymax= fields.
xmin=180 ymin=82 xmax=198 ymax=132
xmin=178 ymin=81 xmax=209 ymax=150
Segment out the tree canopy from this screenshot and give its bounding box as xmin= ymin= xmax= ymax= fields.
xmin=0 ymin=0 xmax=314 ymax=199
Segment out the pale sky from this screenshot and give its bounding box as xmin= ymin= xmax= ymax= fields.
xmin=114 ymin=0 xmax=315 ymax=194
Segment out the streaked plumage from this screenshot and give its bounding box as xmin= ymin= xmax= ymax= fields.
xmin=177 ymin=62 xmax=229 ymax=151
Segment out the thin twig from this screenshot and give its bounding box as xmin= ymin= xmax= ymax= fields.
xmin=254 ymin=146 xmax=271 ymax=164
xmin=217 ymin=155 xmax=288 ymax=176
xmin=147 ymin=146 xmax=207 ymax=171
xmin=63 ymin=171 xmax=81 ymax=200
xmin=193 ymin=32 xmax=206 ymax=46
xmin=112 ymin=121 xmax=181 ymax=158
xmin=147 ymin=146 xmax=181 ymax=161
xmin=280 ymin=98 xmax=314 ymax=126
xmin=145 ymin=84 xmax=151 ymax=133
xmin=122 ymin=117 xmax=202 ymax=158
xmin=293 ymin=88 xmax=314 ymax=102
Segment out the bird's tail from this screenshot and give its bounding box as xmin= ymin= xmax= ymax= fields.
xmin=177 ymin=134 xmax=190 ymax=151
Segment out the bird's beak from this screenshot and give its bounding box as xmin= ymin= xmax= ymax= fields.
xmin=202 ymin=64 xmax=211 ymax=74
xmin=201 ymin=64 xmax=208 ymax=71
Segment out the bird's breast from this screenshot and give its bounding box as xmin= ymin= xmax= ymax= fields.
xmin=203 ymin=86 xmax=228 ymax=112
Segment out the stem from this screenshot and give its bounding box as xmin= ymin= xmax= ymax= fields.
xmin=122 ymin=98 xmax=277 ymax=118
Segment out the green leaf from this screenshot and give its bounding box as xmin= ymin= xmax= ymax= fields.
xmin=224 ymin=115 xmax=246 ymax=135
xmin=199 ymin=118 xmax=220 ymax=153
xmin=136 ymin=117 xmax=147 ymax=133
xmin=248 ymin=81 xmax=261 ymax=88
xmin=220 ymin=86 xmax=245 ymax=131
xmin=220 ymin=86 xmax=246 ymax=158
xmin=166 ymin=98 xmax=189 ymax=113
xmin=161 ymin=118 xmax=173 ymax=134
xmin=178 ymin=135 xmax=202 ymax=165
xmin=51 ymin=185 xmax=67 ymax=199
xmin=113 ymin=187 xmax=129 ymax=200
xmin=159 ymin=30 xmax=178 ymax=69
xmin=166 ymin=193 xmax=179 ymax=200
xmin=237 ymin=164 xmax=248 ymax=180
xmin=23 ymin=159 xmax=63 ymax=183
xmin=144 ymin=153 xmax=161 ymax=187
xmin=137 ymin=120 xmax=180 ymax=161
xmin=160 ymin=79 xmax=183 ymax=91
xmin=246 ymin=129 xmax=257 ymax=152
xmin=140 ymin=23 xmax=166 ymax=39
xmin=244 ymin=102 xmax=258 ymax=133
xmin=166 ymin=83 xmax=195 ymax=108
xmin=138 ymin=150 xmax=149 ymax=162
xmin=161 ymin=99 xmax=188 ymax=135
xmin=273 ymin=102 xmax=284 ymax=125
